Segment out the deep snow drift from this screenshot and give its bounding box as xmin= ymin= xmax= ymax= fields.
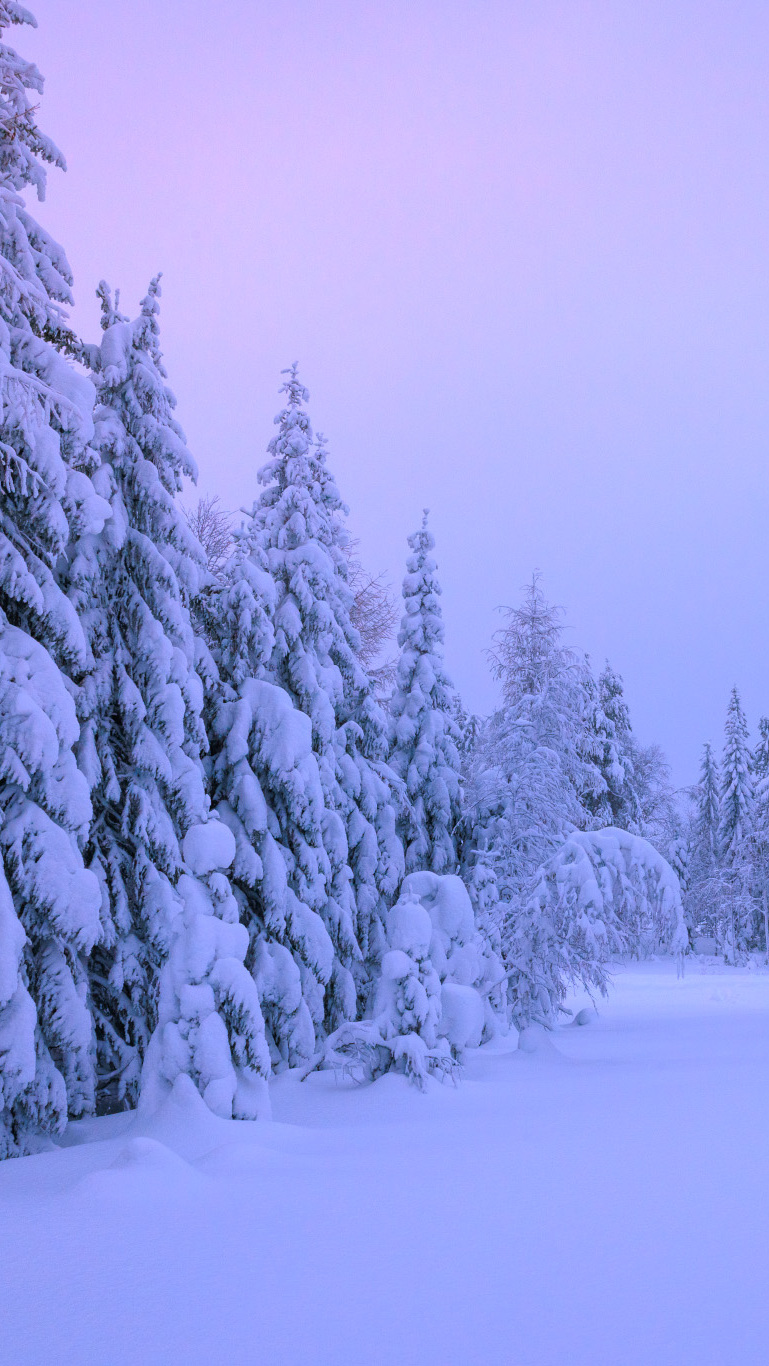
xmin=2 ymin=958 xmax=768 ymax=1366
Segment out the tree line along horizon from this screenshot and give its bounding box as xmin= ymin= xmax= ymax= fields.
xmin=0 ymin=4 xmax=759 ymax=1158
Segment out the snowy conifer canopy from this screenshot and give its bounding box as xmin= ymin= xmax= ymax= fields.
xmin=7 ymin=0 xmax=769 ymax=1163
xmin=389 ymin=511 xmax=462 ymax=875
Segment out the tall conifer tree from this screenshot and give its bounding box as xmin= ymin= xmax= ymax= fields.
xmin=246 ymin=368 xmax=402 ymax=1030
xmin=71 ymin=280 xmax=221 ymax=1107
xmin=694 ymin=742 xmax=721 ymax=873
xmin=207 ymin=523 xmax=336 ymax=1066
xmin=719 ymin=688 xmax=753 ymax=867
xmin=0 ymin=2 xmax=107 ymax=1154
xmin=389 ymin=511 xmax=462 ymax=874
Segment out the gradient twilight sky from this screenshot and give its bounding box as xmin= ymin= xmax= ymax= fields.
xmin=25 ymin=1 xmax=769 ymax=782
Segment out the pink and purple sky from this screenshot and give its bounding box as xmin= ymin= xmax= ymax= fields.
xmin=28 ymin=0 xmax=769 ymax=782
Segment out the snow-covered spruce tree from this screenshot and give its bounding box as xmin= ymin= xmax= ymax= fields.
xmin=0 ymin=3 xmax=110 ymax=1156
xmin=575 ymin=666 xmax=611 ymax=825
xmin=246 ymin=368 xmax=402 ymax=1030
xmin=582 ymin=663 xmax=639 ymax=829
xmin=719 ymin=688 xmax=753 ymax=867
xmin=452 ymin=695 xmax=482 ymax=764
xmin=749 ymin=762 xmax=769 ymax=959
xmin=684 ymin=742 xmax=732 ymax=948
xmin=753 ymin=717 xmax=769 ymax=785
xmin=389 ymin=511 xmax=462 ymax=876
xmin=694 ymin=742 xmax=721 ymax=873
xmin=712 ymin=689 xmax=755 ymax=957
xmin=205 ymin=520 xmax=335 ymax=1068
xmin=69 ymin=279 xmax=245 ymax=1111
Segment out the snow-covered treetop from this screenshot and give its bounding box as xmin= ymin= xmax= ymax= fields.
xmin=96 ymin=276 xmax=197 ymax=494
xmin=256 ymin=363 xmax=348 ymax=559
xmin=598 ymin=663 xmax=631 ymax=745
xmin=396 ymin=511 xmax=445 ymax=663
xmin=247 ymin=366 xmax=375 ymax=750
xmin=0 ymin=1 xmax=77 ymax=350
xmin=0 ymin=3 xmax=65 ymax=199
xmin=483 ymin=574 xmax=597 ymax=815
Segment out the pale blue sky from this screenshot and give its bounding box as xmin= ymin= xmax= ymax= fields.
xmin=28 ymin=0 xmax=769 ymax=781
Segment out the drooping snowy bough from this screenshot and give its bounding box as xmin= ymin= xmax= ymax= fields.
xmin=504 ymin=827 xmax=688 ymax=1028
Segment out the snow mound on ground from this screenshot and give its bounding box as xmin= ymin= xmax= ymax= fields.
xmin=108 ymin=1136 xmax=197 ymax=1175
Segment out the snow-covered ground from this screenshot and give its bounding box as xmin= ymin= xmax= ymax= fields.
xmin=2 ymin=958 xmax=768 ymax=1366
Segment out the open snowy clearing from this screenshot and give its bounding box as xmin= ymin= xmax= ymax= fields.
xmin=2 ymin=958 xmax=768 ymax=1366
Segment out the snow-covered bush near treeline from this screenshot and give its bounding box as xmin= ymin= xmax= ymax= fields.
xmin=399 ymin=871 xmax=504 ymax=1046
xmin=325 ymin=870 xmax=505 ymax=1088
xmin=504 ymin=827 xmax=688 ymax=1029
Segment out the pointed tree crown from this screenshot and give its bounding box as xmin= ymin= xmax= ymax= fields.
xmin=719 ymin=687 xmax=753 ymax=864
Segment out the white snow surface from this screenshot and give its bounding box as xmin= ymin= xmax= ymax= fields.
xmin=2 ymin=958 xmax=769 ymax=1365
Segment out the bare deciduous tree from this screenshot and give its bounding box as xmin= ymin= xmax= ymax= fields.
xmin=346 ymin=538 xmax=398 ymax=692
xmin=184 ymin=494 xmax=233 ymax=575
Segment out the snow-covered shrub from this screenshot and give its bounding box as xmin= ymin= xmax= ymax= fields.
xmin=323 ymin=871 xmax=500 ymax=1088
xmin=400 ymin=870 xmax=504 ymax=1044
xmin=141 ymin=820 xmax=270 ymax=1121
xmin=505 ymin=827 xmax=688 ymax=1028
xmin=372 ymin=889 xmax=446 ymax=1087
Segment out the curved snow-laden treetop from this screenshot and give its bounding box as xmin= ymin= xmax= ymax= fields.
xmin=389 ymin=509 xmax=462 ymax=876
xmin=504 ymin=827 xmax=688 ymax=1028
